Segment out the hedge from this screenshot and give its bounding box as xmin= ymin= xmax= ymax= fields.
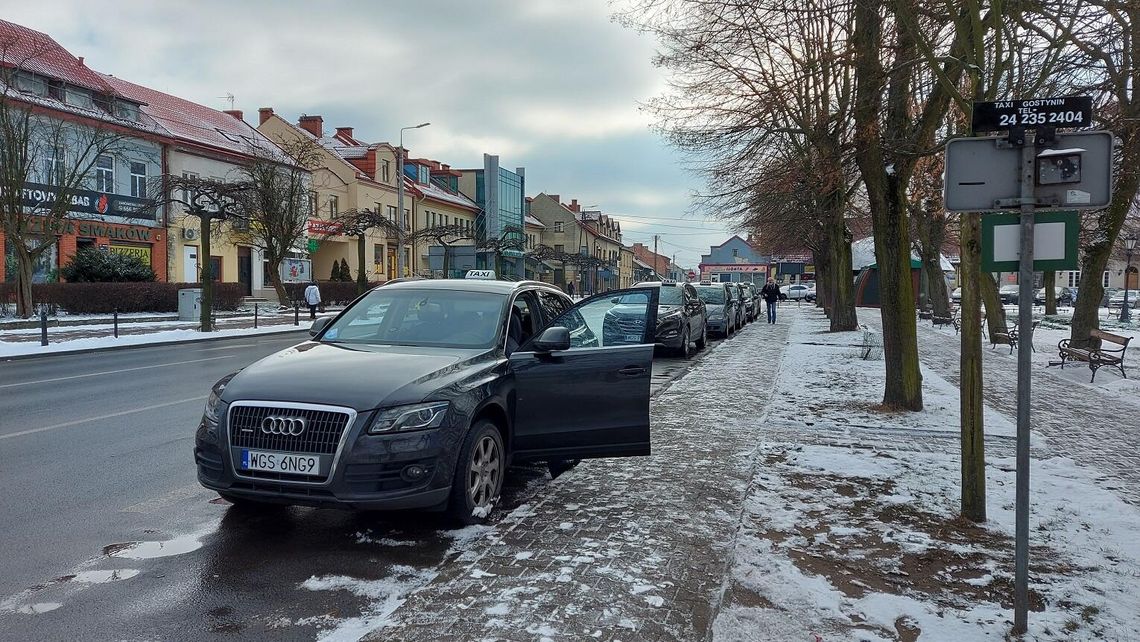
xmin=282 ymin=280 xmax=380 ymax=307
xmin=0 ymin=282 xmax=244 ymax=315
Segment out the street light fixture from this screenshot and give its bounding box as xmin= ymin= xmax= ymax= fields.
xmin=396 ymin=122 xmax=430 ymax=279
xmin=1122 ymin=235 xmax=1137 ymax=323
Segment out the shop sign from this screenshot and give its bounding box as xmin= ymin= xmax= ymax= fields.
xmin=26 ymin=217 xmax=156 ymax=242
xmin=109 ymin=244 xmax=152 ymax=264
xmin=701 ymin=264 xmax=767 ymax=273
xmin=307 ymin=219 xmax=343 ymax=236
xmin=5 ymin=182 xmax=155 ymax=220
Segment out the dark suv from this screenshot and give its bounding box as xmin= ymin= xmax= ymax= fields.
xmin=632 ymin=281 xmax=708 ymax=358
xmin=194 ymin=278 xmax=660 ymax=523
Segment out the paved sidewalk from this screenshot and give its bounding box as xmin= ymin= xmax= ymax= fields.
xmin=367 ymin=321 xmax=790 ymax=641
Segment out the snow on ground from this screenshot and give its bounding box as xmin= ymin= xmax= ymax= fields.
xmin=714 ymin=307 xmax=1140 ymax=641
xmin=0 ymin=324 xmax=305 ymax=357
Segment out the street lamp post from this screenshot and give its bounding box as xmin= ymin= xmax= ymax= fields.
xmin=396 ymin=122 xmax=430 ymax=279
xmin=1122 ymin=235 xmax=1137 ymax=323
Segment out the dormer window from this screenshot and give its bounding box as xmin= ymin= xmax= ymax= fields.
xmin=114 ymin=101 xmax=139 ymax=121
xmin=417 ymin=165 xmax=429 ymax=184
xmin=47 ymin=80 xmax=65 ymax=101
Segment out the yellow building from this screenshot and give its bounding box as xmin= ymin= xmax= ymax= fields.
xmin=257 ymin=110 xmax=406 ymax=282
xmin=404 ymin=158 xmax=481 ymax=277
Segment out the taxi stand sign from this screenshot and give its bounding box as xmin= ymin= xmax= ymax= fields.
xmin=465 ymin=269 xmax=496 ymax=280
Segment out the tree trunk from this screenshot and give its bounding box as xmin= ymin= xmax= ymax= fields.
xmin=873 ymin=189 xmax=924 ymax=410
xmin=814 ymin=247 xmax=832 ymax=317
xmin=199 ymin=216 xmax=213 ymax=332
xmin=1044 ymin=270 xmax=1057 ymax=316
xmin=441 ymin=242 xmax=451 ymax=278
xmin=356 ymin=234 xmax=368 ymax=294
xmin=15 ymin=242 xmax=35 ymax=318
xmin=266 ymin=259 xmax=288 ymax=304
xmin=960 ymin=213 xmax=986 ymax=521
xmin=981 ymin=272 xmax=1006 ymax=338
xmin=829 ymin=219 xmax=858 ymax=332
xmin=1070 ymin=119 xmax=1140 ymax=344
xmin=916 ymin=209 xmax=951 ymax=318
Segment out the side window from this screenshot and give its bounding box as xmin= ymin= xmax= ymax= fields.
xmin=538 ymin=290 xmax=570 ymax=324
xmin=506 ymin=292 xmax=542 ymax=354
xmin=536 ymin=289 xmax=655 ymax=350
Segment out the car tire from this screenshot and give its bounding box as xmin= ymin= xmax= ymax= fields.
xmin=678 ymin=327 xmax=692 ymax=359
xmin=447 ymin=420 xmax=505 ymax=525
xmin=695 ymin=323 xmax=708 ymax=350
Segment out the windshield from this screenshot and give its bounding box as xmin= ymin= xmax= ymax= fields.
xmin=320 ymin=288 xmax=506 ymax=348
xmin=659 ymin=286 xmax=684 ymax=305
xmin=1000 ymin=285 xmax=1019 ymax=293
xmin=694 ymin=287 xmax=725 ymax=304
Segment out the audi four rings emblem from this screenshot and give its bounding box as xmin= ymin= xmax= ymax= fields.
xmin=261 ymin=416 xmax=307 ymax=436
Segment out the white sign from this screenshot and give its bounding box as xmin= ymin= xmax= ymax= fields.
xmin=281 ymin=258 xmax=312 ymax=283
xmin=465 ymin=269 xmax=496 ymax=280
xmin=992 ymin=221 xmax=1067 ymax=262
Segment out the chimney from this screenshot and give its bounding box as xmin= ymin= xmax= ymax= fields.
xmin=258 ymin=107 xmax=274 ymax=125
xmin=298 ymin=114 xmax=324 ymax=137
xmin=440 ymin=163 xmax=450 ymax=172
xmin=570 ymin=199 xmax=580 ymax=212
xmin=223 ymin=109 xmax=244 ymax=122
xmin=77 ymin=56 xmax=84 ymax=66
xmin=548 ymin=194 xmax=560 ymax=205
xmin=335 ymin=126 xmax=353 ymax=140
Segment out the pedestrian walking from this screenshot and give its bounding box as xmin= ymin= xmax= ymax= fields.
xmin=567 ymin=282 xmax=575 ymax=298
xmin=304 ymin=280 xmax=322 ymax=320
xmin=760 ymin=278 xmax=781 ymax=324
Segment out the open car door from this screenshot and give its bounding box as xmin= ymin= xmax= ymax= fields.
xmin=508 ymin=287 xmax=659 ymax=461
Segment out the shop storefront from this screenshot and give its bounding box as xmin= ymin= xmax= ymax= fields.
xmin=1 ymin=217 xmax=167 ymax=283
xmin=699 ymin=263 xmax=767 ymax=283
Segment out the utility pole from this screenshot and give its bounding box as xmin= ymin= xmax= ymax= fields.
xmin=654 ymin=234 xmax=660 ymax=279
xmin=397 ymin=123 xmax=430 ymax=279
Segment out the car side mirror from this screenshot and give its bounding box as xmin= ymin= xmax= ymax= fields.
xmin=611 ymin=297 xmax=621 ymax=304
xmin=532 ymin=326 xmax=571 ymax=352
xmin=309 ymin=317 xmax=331 ymax=337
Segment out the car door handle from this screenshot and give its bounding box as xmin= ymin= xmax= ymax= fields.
xmin=618 ymin=366 xmax=646 ymax=377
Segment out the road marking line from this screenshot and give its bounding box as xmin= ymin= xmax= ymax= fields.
xmin=198 ymin=344 xmax=255 ymax=351
xmin=0 ymin=397 xmax=204 ymax=441
xmin=0 ymin=356 xmax=236 ymax=389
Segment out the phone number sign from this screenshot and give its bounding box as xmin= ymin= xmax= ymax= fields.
xmin=972 ymin=97 xmax=1092 ymax=133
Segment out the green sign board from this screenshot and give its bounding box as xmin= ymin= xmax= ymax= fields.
xmin=307 ymin=238 xmax=320 ymax=254
xmin=981 ymin=210 xmax=1079 ymax=272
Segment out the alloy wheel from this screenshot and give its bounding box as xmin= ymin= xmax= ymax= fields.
xmin=467 ymin=435 xmax=502 ymax=509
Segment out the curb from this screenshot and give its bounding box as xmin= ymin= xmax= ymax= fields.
xmin=0 ymin=326 xmax=308 ymax=362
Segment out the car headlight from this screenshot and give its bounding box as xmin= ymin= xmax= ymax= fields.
xmin=368 ymin=401 xmax=449 ymax=434
xmin=204 ymin=373 xmax=236 ymax=426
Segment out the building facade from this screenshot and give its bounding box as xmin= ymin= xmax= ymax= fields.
xmin=408 ymin=158 xmax=480 ymax=278
xmin=458 ymin=155 xmax=525 ymax=277
xmin=620 ymin=246 xmax=635 ymax=288
xmin=698 ymin=235 xmax=769 ymax=283
xmin=0 ymin=20 xmax=167 ymax=284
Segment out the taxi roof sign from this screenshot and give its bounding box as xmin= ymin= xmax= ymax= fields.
xmin=465 ymin=269 xmax=496 ymax=280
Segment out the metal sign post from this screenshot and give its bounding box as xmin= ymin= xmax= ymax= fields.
xmin=1013 ymin=140 xmax=1035 ymax=635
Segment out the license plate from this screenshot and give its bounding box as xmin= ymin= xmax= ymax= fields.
xmin=624 ymin=334 xmax=641 ymax=342
xmin=240 ymin=450 xmax=321 ymax=475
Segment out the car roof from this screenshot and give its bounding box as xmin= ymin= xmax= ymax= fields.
xmin=376 ymin=278 xmax=560 ymax=295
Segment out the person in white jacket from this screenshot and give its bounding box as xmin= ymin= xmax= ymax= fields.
xmin=303 ymin=281 xmax=322 ymax=319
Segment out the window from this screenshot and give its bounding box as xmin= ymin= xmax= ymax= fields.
xmin=387 ymin=205 xmax=398 ymax=223
xmin=444 ymin=214 xmax=450 ymax=226
xmin=554 ymin=221 xmax=564 ymax=233
xmin=381 ymin=160 xmax=391 ymax=183
xmin=375 ymin=202 xmax=383 ymax=217
xmin=542 ymin=290 xmax=652 ymax=349
xmin=404 ymin=209 xmax=410 ymax=230
xmin=47 ymin=80 xmax=64 ymax=101
xmin=538 ymin=291 xmax=571 ymax=321
xmin=732 ymin=248 xmax=739 ymax=257
xmin=1103 ymin=271 xmax=1110 ymax=288
xmin=329 ymin=195 xmax=339 ymax=216
xmin=554 ymin=244 xmax=564 ymax=254
xmin=42 ymin=146 xmax=65 ymax=185
xmin=94 ymin=155 xmax=114 ymax=193
xmin=130 ymin=162 xmax=147 ymax=198
xmin=1067 ymin=271 xmax=1081 ymax=287
xmin=418 ymin=165 xmax=430 ymax=184
xmin=180 ymin=171 xmax=199 ymax=204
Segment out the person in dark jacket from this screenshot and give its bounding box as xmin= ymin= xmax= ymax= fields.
xmin=760 ymin=278 xmax=781 ymax=324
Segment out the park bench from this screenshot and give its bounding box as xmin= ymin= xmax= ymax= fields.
xmin=931 ymin=306 xmax=956 ymax=328
xmin=953 ymin=311 xmax=987 ymax=338
xmin=991 ymin=320 xmax=1039 ymax=354
xmin=1057 ymin=329 xmax=1132 ymax=382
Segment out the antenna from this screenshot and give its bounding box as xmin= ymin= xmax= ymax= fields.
xmin=218 ymin=93 xmax=235 ymax=110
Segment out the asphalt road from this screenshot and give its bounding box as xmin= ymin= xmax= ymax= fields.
xmin=0 ymin=329 xmax=724 ymax=640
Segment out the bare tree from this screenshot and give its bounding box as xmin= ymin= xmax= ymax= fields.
xmin=0 ymin=56 xmax=130 ymax=317
xmin=410 ymin=223 xmax=474 ymax=278
xmin=477 ymin=224 xmax=527 ymax=277
xmin=232 ymin=137 xmax=316 ymax=303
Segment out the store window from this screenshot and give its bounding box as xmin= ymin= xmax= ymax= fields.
xmin=1067 ymin=271 xmax=1081 ymax=287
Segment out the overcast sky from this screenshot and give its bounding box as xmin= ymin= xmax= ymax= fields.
xmin=6 ymin=0 xmax=736 ymax=269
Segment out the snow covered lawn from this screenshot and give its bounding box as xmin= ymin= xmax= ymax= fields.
xmin=714 ymin=308 xmax=1140 ymax=641
xmin=0 ymin=324 xmax=306 ymax=357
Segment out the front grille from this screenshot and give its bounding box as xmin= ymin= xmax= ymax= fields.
xmin=229 ymin=405 xmax=352 ymax=455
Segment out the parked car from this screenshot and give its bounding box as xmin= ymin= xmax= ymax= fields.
xmin=999 ymin=284 xmax=1021 ymax=305
xmin=804 ymin=282 xmax=817 ymax=303
xmin=634 ymin=280 xmax=708 ymax=358
xmin=694 ymin=283 xmax=737 ymax=337
xmin=734 ymin=283 xmax=752 ymax=325
xmin=1033 ymin=286 xmax=1075 ymax=306
xmin=195 ymin=276 xmax=660 ymax=523
xmin=1101 ymin=288 xmax=1121 ymax=307
xmin=740 ymin=282 xmax=761 ymax=321
xmin=951 ymin=287 xmax=962 ymax=304
xmin=780 ymin=283 xmax=812 ymax=301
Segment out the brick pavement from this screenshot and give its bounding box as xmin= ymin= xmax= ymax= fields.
xmin=366 ymin=321 xmax=790 ymax=642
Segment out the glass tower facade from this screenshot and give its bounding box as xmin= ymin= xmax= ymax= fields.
xmin=473 ymin=154 xmax=525 ymax=275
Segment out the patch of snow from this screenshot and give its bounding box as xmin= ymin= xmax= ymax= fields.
xmin=0 ymin=325 xmax=304 ymax=357
xmin=300 ymin=565 xmax=439 ymax=642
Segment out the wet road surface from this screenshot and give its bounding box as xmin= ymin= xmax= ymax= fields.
xmin=0 ymin=328 xmax=731 ymax=640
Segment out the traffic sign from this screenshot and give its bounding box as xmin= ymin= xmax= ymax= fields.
xmin=972 ymin=97 xmax=1092 ymax=134
xmin=943 ymin=131 xmax=1113 ymax=212
xmin=687 ymin=270 xmax=696 ymax=280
